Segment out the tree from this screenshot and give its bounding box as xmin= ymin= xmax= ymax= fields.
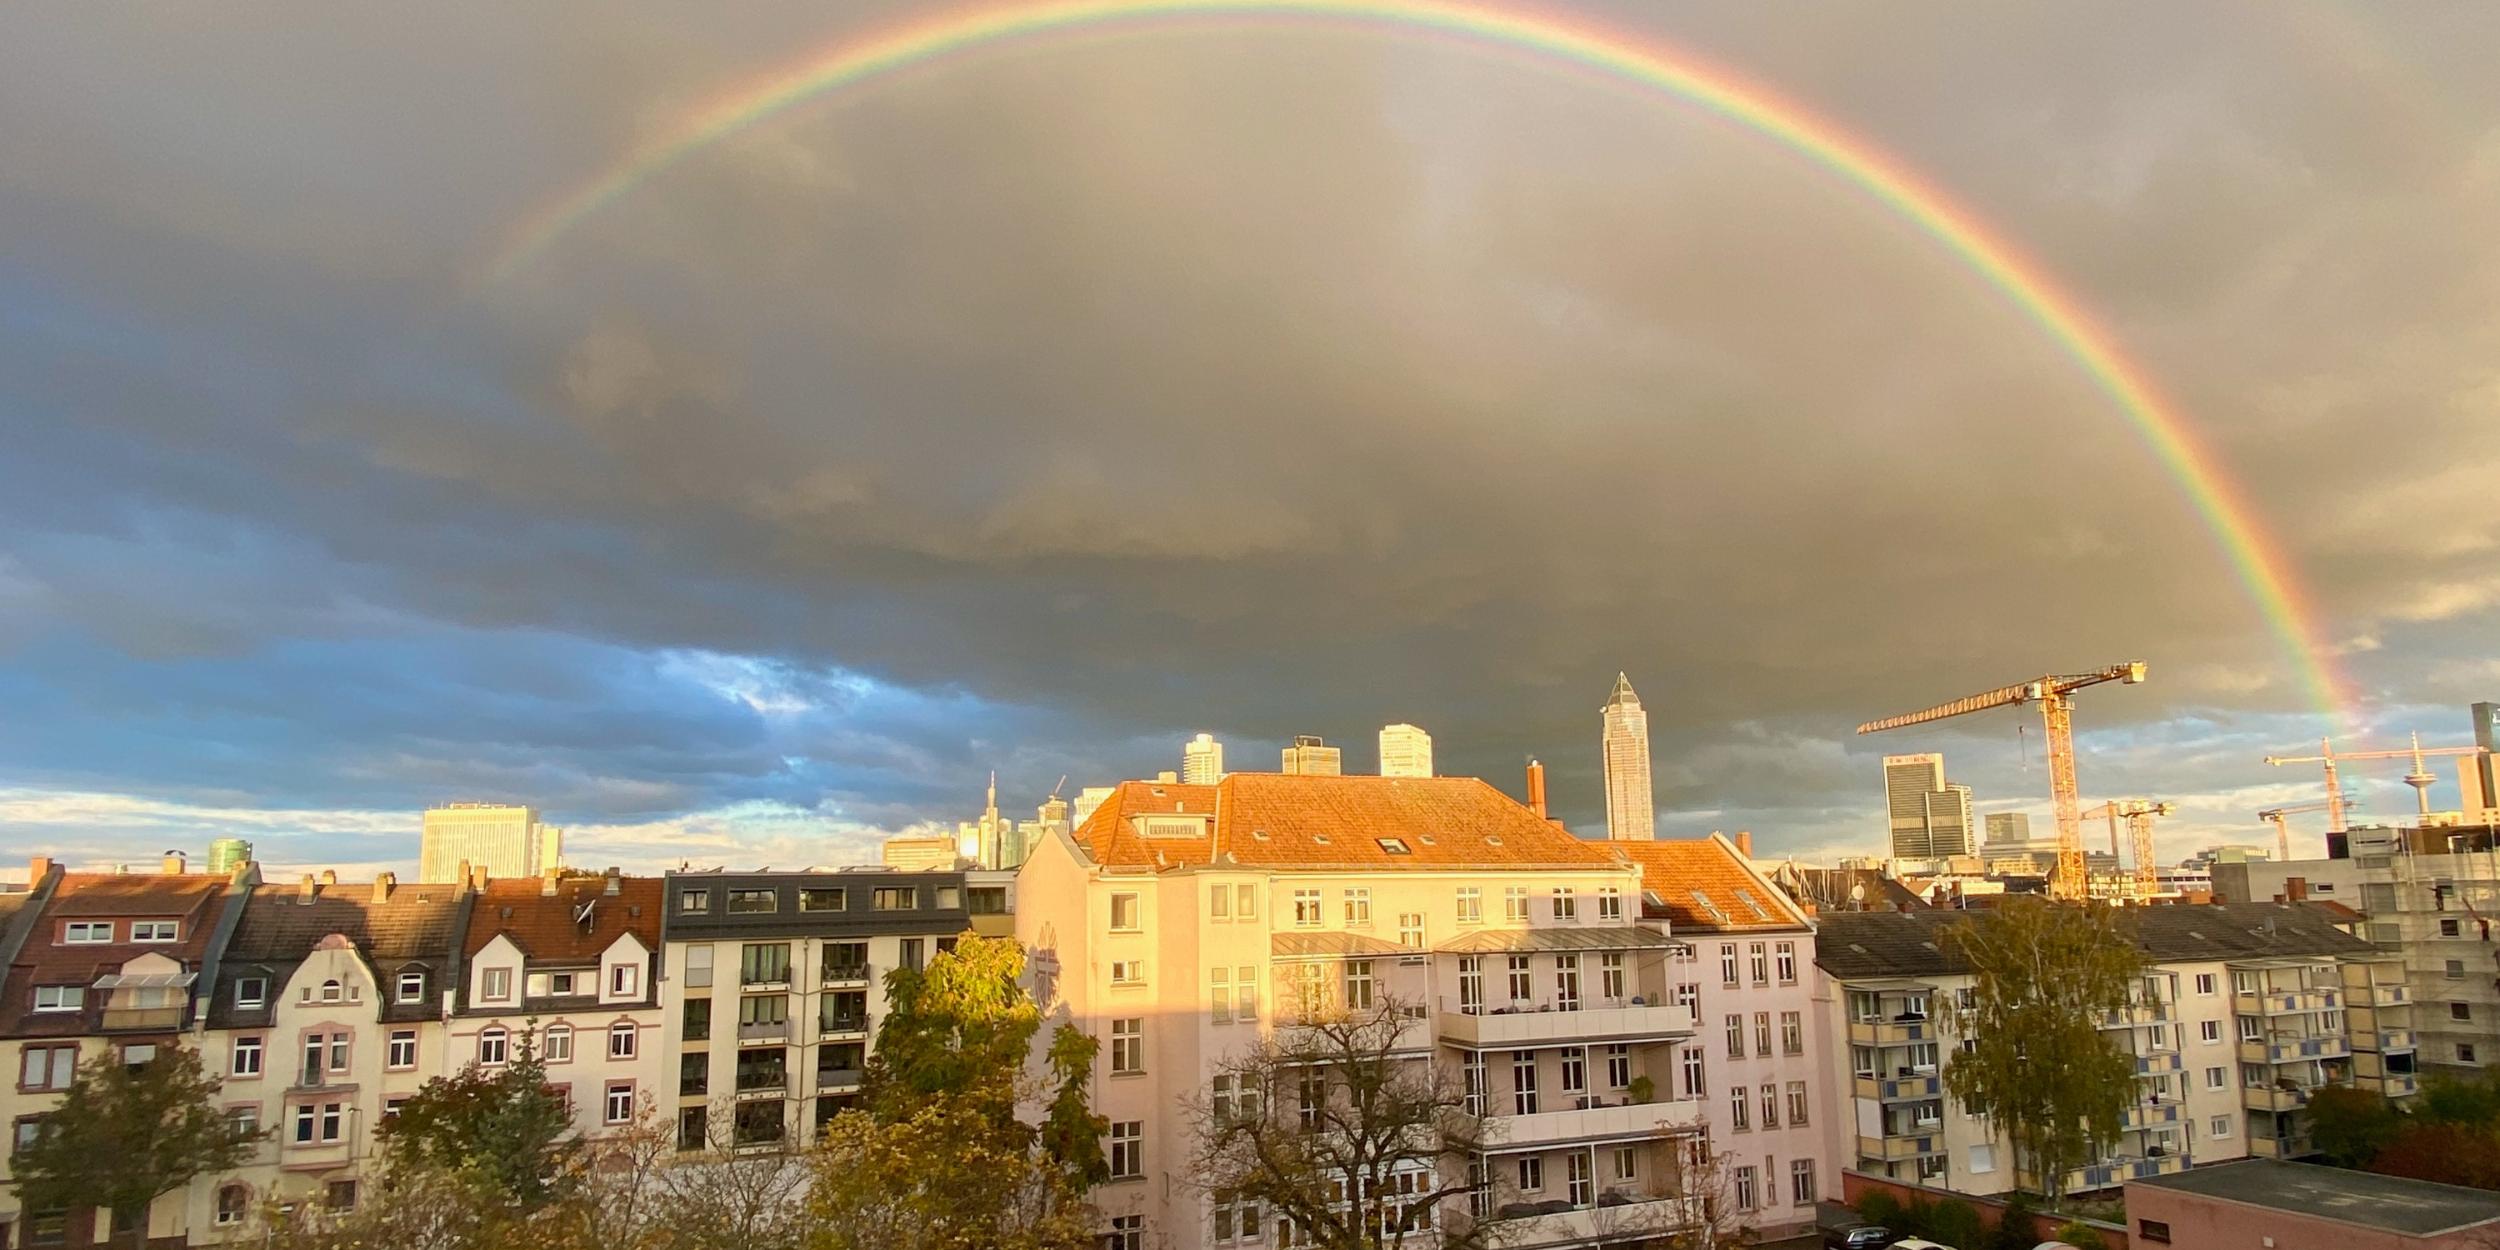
xmin=1646 ymin=1137 xmax=1748 ymax=1250
xmin=1190 ymin=995 xmax=1489 ymax=1250
xmin=2368 ymin=1121 xmax=2500 ymax=1190
xmin=1939 ymin=898 xmax=2145 ymax=1202
xmin=2418 ymin=1068 xmax=2500 ymax=1127
xmin=10 ymin=1046 xmax=262 ymax=1246
xmin=2307 ymin=1084 xmax=2405 ymax=1166
xmin=863 ymin=934 xmax=1041 ymax=1126
xmin=1038 ymin=1023 xmax=1109 ymax=1188
xmin=256 ymin=1157 xmax=522 ymax=1250
xmin=379 ymin=1033 xmax=578 ymax=1209
xmin=805 ymin=1100 xmax=1094 ymax=1250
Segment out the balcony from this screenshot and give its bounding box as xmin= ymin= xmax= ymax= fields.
xmin=2122 ymin=1101 xmax=2183 ymax=1131
xmin=2248 ymin=1133 xmax=2315 ymax=1159
xmin=2099 ymin=1003 xmax=2173 ymax=1029
xmin=2017 ymin=1153 xmax=2185 ymax=1194
xmin=820 ymin=1015 xmax=869 ymax=1040
xmin=2238 ymin=1035 xmax=2350 ymax=1065
xmin=1853 ymin=1073 xmax=1942 ymax=1102
xmin=1439 ymin=1001 xmax=1694 ymax=1048
xmin=98 ymin=1006 xmax=183 ymax=1032
xmin=1857 ymin=1129 xmax=1945 ymax=1162
xmin=821 ymin=963 xmax=873 ymax=987
xmin=1488 ymin=1194 xmax=1698 ymax=1245
xmin=1481 ymin=1098 xmax=1703 ymax=1151
xmin=737 ymin=1020 xmax=790 ymax=1043
xmin=1846 ymin=1017 xmax=1934 ymax=1046
xmin=2236 ymin=988 xmax=2341 ymax=1016
xmin=2359 ymin=1071 xmax=2420 ymax=1098
xmin=2133 ymin=1051 xmax=2184 ymax=1075
xmin=2243 ymin=1084 xmax=2315 ymax=1113
xmin=815 ymin=1067 xmax=864 ymax=1092
xmin=2354 ymin=1027 xmax=2416 ymax=1053
xmin=2349 ymin=982 xmax=2411 ymax=1007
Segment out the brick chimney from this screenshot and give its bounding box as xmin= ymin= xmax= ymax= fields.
xmin=1734 ymin=831 xmax=1754 ymax=859
xmin=319 ymin=869 xmax=337 ymax=887
xmin=371 ymin=873 xmax=396 ymax=905
xmin=540 ymin=867 xmax=562 ymax=897
xmin=2285 ymin=877 xmax=2309 ymax=902
xmin=161 ymin=851 xmax=187 ymax=875
xmin=603 ymin=866 xmax=622 ymax=897
xmin=297 ymin=873 xmax=319 ymax=904
xmin=1526 ymin=759 xmax=1548 ymax=818
xmin=28 ymin=856 xmax=51 ymax=883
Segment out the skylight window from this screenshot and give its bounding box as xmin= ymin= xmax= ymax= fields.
xmin=1689 ymin=889 xmax=1729 ymax=923
xmin=1377 ymin=838 xmax=1411 ymax=855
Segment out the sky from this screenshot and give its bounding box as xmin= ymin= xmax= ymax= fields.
xmin=1 ymin=2 xmax=2497 ymax=879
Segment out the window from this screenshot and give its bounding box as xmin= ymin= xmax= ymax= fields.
xmin=2138 ymin=1218 xmax=2173 ymax=1246
xmin=605 ymin=1083 xmax=635 ymax=1124
xmin=481 ymin=968 xmax=512 ymax=1002
xmin=320 ymin=978 xmax=346 ymax=1003
xmin=229 ymin=1105 xmax=260 ymax=1139
xmin=872 ymin=887 xmax=917 ymax=911
xmin=1598 ymin=887 xmax=1623 ymax=921
xmin=899 ymin=938 xmax=925 ymax=972
xmin=609 ymin=1023 xmax=638 ymax=1059
xmin=1775 ymin=940 xmax=1797 ymax=983
xmin=1725 ymin=1015 xmax=1744 ymax=1059
xmin=131 ymin=921 xmax=177 ymax=943
xmin=1720 ymin=944 xmax=1739 ymax=987
xmin=1399 ymin=912 xmax=1425 ymax=950
xmin=1600 ymin=952 xmax=1626 ymax=1001
xmin=1675 ymin=982 xmax=1700 ymax=1023
xmin=2448 ymin=959 xmax=2467 ymax=979
xmin=315 ymin=1101 xmax=344 ymax=1142
xmin=2209 ymin=1115 xmax=2233 ymax=1139
xmin=235 ymin=975 xmax=268 ymax=1008
xmin=1560 ymin=1047 xmax=1587 ymax=1095
xmin=678 ymin=889 xmax=710 ymax=913
xmin=1680 ymin=1045 xmax=1706 ymax=1098
xmin=727 ymin=888 xmax=777 ymax=913
xmin=740 ymin=943 xmax=792 ymax=985
xmin=1755 ymin=1011 xmax=1773 ymax=1057
xmin=1611 ymin=1144 xmax=1637 ymax=1181
xmin=1212 ymin=1188 xmax=1263 ymax=1244
xmin=676 ymin=1105 xmax=708 ymax=1152
xmin=1554 ymin=954 xmax=1580 ymax=1011
xmin=1790 ymin=1158 xmax=1817 ymax=1205
xmin=1458 ymin=957 xmax=1483 ymax=1011
xmin=387 ymin=969 xmax=423 ymax=1004
xmin=1208 ymin=882 xmax=1233 ymax=921
xmin=1733 ymin=1164 xmax=1757 ymax=1211
xmin=1507 ymin=955 xmax=1533 ymax=1003
xmin=2205 ymin=1065 xmax=2227 ymax=1090
xmin=1787 ymin=1081 xmax=1810 ymax=1125
xmin=388 ymin=1030 xmax=416 ymax=1069
xmin=2461 ymin=1043 xmax=2479 ymax=1064
xmin=1111 ymin=959 xmax=1145 ymax=986
xmin=1344 ymin=960 xmax=1375 ymax=1010
xmin=2458 ymin=1002 xmax=2476 ymax=1021
xmin=232 ymin=1036 xmax=262 ymax=1077
xmin=1551 ymin=887 xmax=1576 ymax=921
xmin=1512 ymin=1051 xmax=1539 ymax=1115
xmin=2239 ymin=1015 xmax=2262 ymax=1042
xmin=1516 ymin=1156 xmax=1545 ymax=1193
xmin=1108 ymin=1121 xmax=1144 ymax=1180
xmin=19 ymin=1044 xmax=75 ymax=1090
xmin=1597 ymin=1043 xmax=1630 ymax=1089
xmin=1748 ymin=942 xmax=1769 ymax=985
xmin=216 ymin=1184 xmax=249 ymax=1227
xmin=1504 ymin=887 xmax=1529 ymax=923
xmin=1343 ymin=889 xmax=1371 ymax=926
xmin=1456 ymin=887 xmax=1482 ymax=925
xmin=968 ymin=885 xmax=1008 ymax=914
xmin=681 ymin=996 xmax=715 ymax=1042
xmin=479 ymin=1028 xmax=509 ymax=1065
xmin=31 ymin=986 xmax=82 ymax=1013
xmin=2195 ymin=972 xmax=2217 ymax=995
xmin=63 ymin=921 xmax=112 ymax=944
xmin=1760 ymin=1083 xmax=1778 ymax=1128
xmin=1781 ymin=1011 xmax=1804 ymax=1055
xmin=1292 ymin=890 xmax=1322 ymax=927
xmin=2199 ymin=1019 xmax=2222 ymax=1044
xmin=1106 ymin=1214 xmax=1144 ymax=1250
xmin=1210 ymin=967 xmax=1232 ymax=1023
xmin=1729 ymin=1085 xmax=1749 ymax=1130
xmin=1111 ymin=1019 xmax=1143 ymax=1074
xmin=1233 ymin=883 xmax=1256 ymax=920
xmin=1110 ymin=893 xmax=1141 ymax=931
xmin=1235 ymin=966 xmax=1258 ymax=1022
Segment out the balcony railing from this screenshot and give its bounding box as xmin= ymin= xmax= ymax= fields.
xmin=2122 ymin=1101 xmax=2183 ymax=1131
xmin=2354 ymin=1027 xmax=2416 ymax=1053
xmin=1856 ymin=1130 xmax=1944 ymax=1162
xmin=2248 ymin=1133 xmax=2314 ymax=1159
xmin=820 ymin=1015 xmax=869 ymax=1038
xmin=2360 ymin=1071 xmax=2421 ymax=1098
xmin=816 ymin=1067 xmax=865 ymax=1091
xmin=1853 ymin=1073 xmax=1942 ymax=1102
xmin=99 ymin=1006 xmax=184 ymax=1032
xmin=2133 ymin=1051 xmax=2184 ymax=1075
xmin=1438 ymin=1000 xmax=1693 ymax=1048
xmin=2349 ymin=982 xmax=2411 ymax=1007
xmin=2236 ymin=988 xmax=2341 ymax=1016
xmin=1479 ymin=1097 xmax=1702 ymax=1151
xmin=2017 ymin=1153 xmax=2185 ymax=1194
xmin=1487 ymin=1194 xmax=1698 ymax=1243
xmin=2099 ymin=1003 xmax=2173 ymax=1029
xmin=1846 ymin=1017 xmax=1934 ymax=1046
xmin=2237 ymin=1035 xmax=2351 ymax=1065
xmin=737 ymin=1020 xmax=790 ymax=1043
xmin=821 ymin=963 xmax=873 ymax=986
xmin=2243 ymin=1084 xmax=2315 ymax=1113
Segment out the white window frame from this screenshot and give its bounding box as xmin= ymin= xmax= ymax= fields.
xmin=63 ymin=922 xmax=113 ymax=945
xmin=131 ymin=921 xmax=178 ymax=943
xmin=609 ymin=1023 xmax=638 ymax=1060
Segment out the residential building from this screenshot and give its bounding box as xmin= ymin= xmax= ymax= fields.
xmin=1280 ymin=736 xmax=1343 ymax=776
xmin=1882 ymin=756 xmax=1972 ymax=861
xmin=418 ymin=803 xmax=559 ymax=882
xmin=660 ymin=868 xmax=973 ymax=1151
xmin=1814 ymin=902 xmax=2407 ymax=1198
xmin=1017 ymin=771 xmax=1744 ymax=1250
xmin=194 ymin=871 xmax=473 ymax=1241
xmin=0 ymin=858 xmax=246 ymax=1247
xmin=2216 ymin=831 xmax=2500 ymax=1073
xmin=1602 ymin=674 xmax=1656 ymax=841
xmin=1182 ymin=734 xmax=1225 ymax=785
xmin=2127 ymin=1159 xmax=2500 ymax=1249
xmin=453 ymin=870 xmax=663 ymax=1144
xmin=1611 ymin=836 xmax=1832 ymax=1244
xmin=1378 ymin=724 xmax=1434 ymax=778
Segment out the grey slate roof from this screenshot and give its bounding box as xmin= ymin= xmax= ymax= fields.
xmin=207 ymin=882 xmax=470 ymax=1028
xmin=2132 ymin=1159 xmax=2500 ymax=1235
xmin=1815 ymin=901 xmax=2376 ymax=980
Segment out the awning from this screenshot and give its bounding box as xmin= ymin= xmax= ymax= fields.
xmin=1271 ymin=932 xmax=1412 ymax=960
xmin=92 ymin=972 xmax=197 ymax=989
xmin=1435 ymin=926 xmax=1681 ymax=955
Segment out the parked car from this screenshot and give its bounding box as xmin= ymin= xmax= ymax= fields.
xmin=1824 ymin=1225 xmax=1893 ymax=1250
xmin=1890 ymin=1240 xmax=1959 ymax=1250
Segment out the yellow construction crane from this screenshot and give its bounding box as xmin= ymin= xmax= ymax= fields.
xmin=1859 ymin=662 xmax=2148 ymax=902
xmin=2263 ymin=732 xmax=2484 ymax=828
xmin=2256 ymin=797 xmax=2348 ymax=862
xmin=2081 ymin=799 xmax=2175 ymax=901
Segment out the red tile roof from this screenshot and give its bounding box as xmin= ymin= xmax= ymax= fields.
xmin=1073 ymin=774 xmax=1619 ymax=872
xmin=1609 ymin=838 xmax=1811 ymax=931
xmin=1 ymin=872 xmax=237 ymax=1038
xmin=464 ymin=876 xmax=663 ymax=963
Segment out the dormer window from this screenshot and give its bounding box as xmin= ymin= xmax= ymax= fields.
xmin=235 ymin=976 xmax=268 ymax=1009
xmin=610 ymin=964 xmax=639 ymax=997
xmin=131 ymin=921 xmax=178 ymax=943
xmin=64 ymin=922 xmax=113 ymax=945
xmin=320 ymin=980 xmax=343 ymax=1003
xmin=396 ymin=971 xmax=426 ymax=1004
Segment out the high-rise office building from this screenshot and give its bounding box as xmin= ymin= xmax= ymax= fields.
xmin=206 ymin=837 xmax=254 ymax=877
xmin=1071 ymin=786 xmax=1116 ymax=830
xmin=1602 ymin=673 xmax=1656 ymax=841
xmin=1982 ymin=812 xmax=2032 ymax=847
xmin=1378 ymin=723 xmax=1434 ymax=778
xmin=418 ymin=803 xmax=558 ymax=882
xmin=1280 ymin=736 xmax=1343 ymax=776
xmin=2468 ymin=701 xmax=2499 ymax=817
xmin=1882 ymin=756 xmax=1973 ymax=860
xmin=1182 ymin=733 xmax=1225 ymax=785
xmin=955 ymin=773 xmax=1030 ymax=871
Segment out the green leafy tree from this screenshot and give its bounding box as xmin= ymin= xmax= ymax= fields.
xmin=806 ymin=1100 xmax=1094 ymax=1250
xmin=2418 ymin=1069 xmax=2500 ymax=1127
xmin=1927 ymin=1198 xmax=1984 ymax=1248
xmin=10 ymin=1047 xmax=263 ymax=1246
xmin=1982 ymin=1193 xmax=2041 ymax=1250
xmin=378 ymin=1033 xmax=578 ymax=1208
xmin=2053 ymin=1219 xmax=2110 ymax=1250
xmin=2307 ymin=1084 xmax=2406 ymax=1166
xmin=1038 ymin=1024 xmax=1108 ymax=1188
xmin=863 ymin=934 xmax=1041 ymax=1126
xmin=2368 ymin=1121 xmax=2500 ymax=1190
xmin=1939 ymin=897 xmax=2146 ymax=1202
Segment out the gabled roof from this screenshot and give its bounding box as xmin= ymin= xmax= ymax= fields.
xmin=1610 ymin=837 xmax=1811 ymax=931
xmin=224 ymin=883 xmax=467 ymax=964
xmin=44 ymin=874 xmax=226 ymax=917
xmin=0 ymin=872 xmax=238 ymax=1038
xmin=1815 ymin=901 xmax=2378 ymax=980
xmin=464 ymin=876 xmax=662 ymax=963
xmin=1072 ymin=774 xmax=1618 ymax=872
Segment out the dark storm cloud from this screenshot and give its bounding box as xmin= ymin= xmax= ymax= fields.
xmin=0 ymin=1 xmax=2496 ymax=868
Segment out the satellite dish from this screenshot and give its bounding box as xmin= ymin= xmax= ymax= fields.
xmin=1850 ymin=883 xmax=1867 ymax=902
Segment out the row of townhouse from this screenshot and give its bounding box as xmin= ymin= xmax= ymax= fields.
xmin=1014 ymin=771 xmax=1836 ymax=1250
xmin=0 ymin=852 xmax=1012 ymax=1249
xmin=1810 ymin=900 xmax=2416 ymax=1198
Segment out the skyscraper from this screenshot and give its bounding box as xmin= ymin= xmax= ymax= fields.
xmin=1379 ymin=723 xmax=1434 ymax=778
xmin=1281 ymin=736 xmax=1343 ymax=776
xmin=1601 ymin=673 xmax=1655 ymax=841
xmin=1182 ymin=733 xmax=1225 ymax=784
xmin=1983 ymin=811 xmax=2032 ymax=847
xmin=1882 ymin=755 xmax=1974 ymax=861
xmin=419 ymin=803 xmax=557 ymax=882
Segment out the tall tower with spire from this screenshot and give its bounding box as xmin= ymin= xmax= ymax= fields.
xmin=1601 ymin=673 xmax=1656 ymax=841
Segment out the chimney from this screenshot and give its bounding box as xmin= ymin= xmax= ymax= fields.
xmin=1734 ymin=830 xmax=1754 ymax=859
xmin=470 ymin=864 xmax=490 ymax=890
xmin=28 ymin=856 xmax=51 ymax=883
xmin=297 ymin=873 xmax=319 ymax=904
xmin=319 ymin=869 xmax=338 ymax=887
xmin=1526 ymin=759 xmax=1548 ymax=818
xmin=540 ymin=867 xmax=561 ymax=897
xmin=161 ymin=851 xmax=188 ymax=876
xmin=2285 ymin=877 xmax=2309 ymax=902
xmin=603 ymin=866 xmax=622 ymax=897
xmin=371 ymin=873 xmax=396 ymax=905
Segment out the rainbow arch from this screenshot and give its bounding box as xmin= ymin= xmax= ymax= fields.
xmin=485 ymin=0 xmax=2348 ymax=721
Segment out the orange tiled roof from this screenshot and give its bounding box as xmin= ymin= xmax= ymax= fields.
xmin=465 ymin=876 xmax=663 ymax=963
xmin=1073 ymin=774 xmax=1619 ymax=872
xmin=1610 ymin=838 xmax=1810 ymax=931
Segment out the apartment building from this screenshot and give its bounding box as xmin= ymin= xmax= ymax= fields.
xmin=1612 ymin=836 xmax=1830 ymax=1244
xmin=659 ymin=868 xmax=975 ymax=1154
xmin=193 ymin=872 xmax=473 ymax=1240
xmin=1017 ymin=772 xmax=1747 ymax=1250
xmin=1814 ymin=902 xmax=2405 ymax=1199
xmin=0 ymin=857 xmax=246 ymax=1247
xmin=453 ymin=871 xmax=663 ymax=1143
xmin=2216 ymin=827 xmax=2500 ymax=1072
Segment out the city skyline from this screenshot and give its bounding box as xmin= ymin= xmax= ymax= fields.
xmin=1 ymin=6 xmax=2496 ymax=876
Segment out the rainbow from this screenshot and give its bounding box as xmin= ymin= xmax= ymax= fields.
xmin=485 ymin=0 xmax=2350 ymax=721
